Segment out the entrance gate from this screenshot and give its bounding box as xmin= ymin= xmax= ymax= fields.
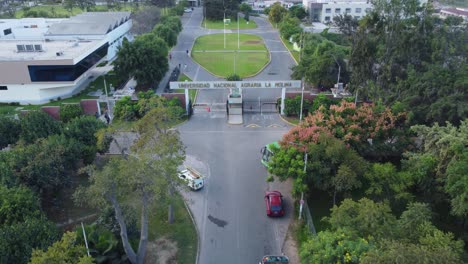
xmin=169 ymin=80 xmax=302 ymax=123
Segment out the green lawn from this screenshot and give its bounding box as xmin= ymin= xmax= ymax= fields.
xmin=193 ymin=33 xmax=266 ymax=51
xmin=192 ymin=34 xmax=269 ymax=78
xmin=202 ymin=18 xmax=257 ymax=29
xmin=14 ymin=4 xmax=138 ymax=18
xmin=148 ymin=192 xmax=197 ymax=263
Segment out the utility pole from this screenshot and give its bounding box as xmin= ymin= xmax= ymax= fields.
xmin=288 ymin=141 xmax=307 ymax=220
xmin=103 ymin=75 xmax=111 ymax=117
xmin=299 ymin=32 xmax=305 ymax=122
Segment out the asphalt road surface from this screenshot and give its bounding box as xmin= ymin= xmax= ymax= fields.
xmin=177 ymin=112 xmax=292 ymax=264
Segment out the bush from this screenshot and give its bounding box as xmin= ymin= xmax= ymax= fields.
xmin=59 ymin=104 xmax=84 ymax=123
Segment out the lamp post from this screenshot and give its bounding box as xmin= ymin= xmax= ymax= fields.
xmin=289 ymin=141 xmax=307 ymax=220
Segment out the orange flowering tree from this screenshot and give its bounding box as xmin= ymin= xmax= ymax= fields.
xmin=282 ymin=100 xmax=409 ymax=161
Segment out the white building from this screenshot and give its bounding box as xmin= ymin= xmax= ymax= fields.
xmin=439 ymin=8 xmax=468 ymax=22
xmin=303 ymin=0 xmax=428 ymax=23
xmin=0 ymin=12 xmax=131 ymax=104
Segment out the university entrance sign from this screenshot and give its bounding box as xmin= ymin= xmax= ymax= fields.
xmin=169 ymin=80 xmax=301 ymax=90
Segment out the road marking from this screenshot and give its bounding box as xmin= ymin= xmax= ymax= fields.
xmin=267 ymin=124 xmax=282 ymax=128
xmin=194 ymin=65 xmax=200 ymax=81
xmin=246 ymin=124 xmax=261 ymax=128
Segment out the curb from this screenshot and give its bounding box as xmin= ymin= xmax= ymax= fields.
xmin=278 ymin=112 xmax=299 ymax=127
xmin=182 ymin=197 xmax=201 ymax=264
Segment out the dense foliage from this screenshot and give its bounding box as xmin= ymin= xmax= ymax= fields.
xmin=113 ymin=91 xmax=185 ymax=121
xmin=204 ymin=0 xmax=240 ymax=20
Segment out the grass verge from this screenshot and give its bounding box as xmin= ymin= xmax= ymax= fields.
xmin=202 ymin=18 xmax=257 ymax=29
xmin=148 ymin=192 xmax=197 ymax=263
xmin=281 ymin=36 xmax=300 ymax=63
xmin=192 ymin=33 xmax=269 ymax=78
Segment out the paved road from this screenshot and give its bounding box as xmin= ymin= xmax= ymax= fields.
xmin=177 ymin=113 xmax=292 ymax=264
xmin=160 ymin=10 xmax=298 ymax=263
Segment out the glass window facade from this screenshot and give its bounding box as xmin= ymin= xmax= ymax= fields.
xmin=28 ymin=43 xmax=108 ymax=82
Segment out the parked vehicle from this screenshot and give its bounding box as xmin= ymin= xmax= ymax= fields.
xmin=184 ymin=8 xmax=192 ymax=13
xmin=264 ymin=191 xmax=284 ymax=217
xmin=260 ymin=141 xmax=279 ymax=168
xmin=178 ymin=167 xmax=204 ymax=190
xmin=259 ymin=255 xmax=289 ymax=263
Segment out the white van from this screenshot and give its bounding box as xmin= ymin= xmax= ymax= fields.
xmin=178 ymin=167 xmax=204 ymax=191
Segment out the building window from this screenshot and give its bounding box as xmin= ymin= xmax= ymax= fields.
xmin=325 ymin=16 xmax=331 ymax=21
xmin=325 ymin=8 xmax=331 ymax=13
xmin=356 ymin=8 xmax=362 ymax=13
xmin=365 ymin=8 xmax=371 ymax=13
xmin=335 ymin=8 xmax=341 ymax=13
xmin=0 ymin=86 xmax=7 ymax=90
xmin=345 ymin=8 xmax=351 ymax=13
xmin=28 ymin=43 xmax=108 ymax=82
xmin=354 ymin=16 xmax=360 ymax=19
xmin=3 ymin=28 xmax=12 ymax=35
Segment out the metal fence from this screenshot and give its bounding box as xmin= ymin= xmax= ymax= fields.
xmin=302 ymin=200 xmax=317 ymax=235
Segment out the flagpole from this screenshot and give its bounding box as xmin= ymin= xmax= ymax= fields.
xmin=237 ymin=12 xmax=240 ymax=50
xmin=224 ymin=13 xmax=226 ymax=49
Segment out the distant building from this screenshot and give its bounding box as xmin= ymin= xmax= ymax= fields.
xmin=439 ymin=8 xmax=468 ymax=21
xmin=303 ymin=0 xmax=428 ymax=23
xmin=0 ymin=12 xmax=131 ymax=104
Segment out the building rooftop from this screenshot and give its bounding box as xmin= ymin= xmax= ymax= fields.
xmin=0 ymin=39 xmax=103 ymax=61
xmin=46 ymin=12 xmax=131 ymax=36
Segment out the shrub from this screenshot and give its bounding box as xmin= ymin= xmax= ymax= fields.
xmin=59 ymin=104 xmax=84 ymax=123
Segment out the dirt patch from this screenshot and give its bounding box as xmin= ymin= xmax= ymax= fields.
xmin=244 ymin=40 xmax=262 ymax=44
xmin=282 ymin=221 xmax=301 ymax=264
xmin=145 ymin=238 xmax=178 ymax=264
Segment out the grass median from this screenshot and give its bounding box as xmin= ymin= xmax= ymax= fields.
xmin=202 ymin=18 xmax=257 ymax=29
xmin=192 ymin=33 xmax=269 ymax=78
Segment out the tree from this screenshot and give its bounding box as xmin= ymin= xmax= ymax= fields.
xmin=59 ymin=104 xmax=83 ymax=123
xmin=0 ymin=186 xmax=41 ymax=226
xmin=364 ymin=162 xmax=413 ymax=206
xmin=113 ymin=34 xmax=169 ymax=87
xmin=19 ymin=111 xmax=61 ymax=144
xmin=160 ymin=15 xmax=182 ymax=33
xmin=361 ymin=238 xmax=464 ymax=264
xmin=279 ymin=16 xmax=302 ymax=40
xmin=326 ymin=198 xmax=397 ymax=240
xmin=153 ymin=24 xmax=177 ymax=47
xmin=300 ymin=229 xmax=374 ymax=264
xmin=30 ymin=232 xmax=94 ymax=264
xmin=291 ymin=34 xmax=349 ymax=88
xmin=283 ymin=100 xmax=409 ymax=161
xmin=149 ymin=0 xmax=174 ymax=8
xmin=204 ymin=0 xmax=239 ymax=20
xmin=445 ymin=149 xmax=468 ymax=217
xmin=0 ymin=217 xmax=59 ymax=264
xmin=130 ymin=6 xmax=161 ymax=35
xmin=0 ymin=116 xmax=20 ymax=149
xmin=239 ymin=3 xmax=252 ymax=14
xmin=75 ymin=104 xmax=185 ymax=264
xmin=63 ymin=116 xmax=106 ymax=164
xmin=13 ymin=135 xmax=81 ymax=194
xmin=269 ymin=3 xmax=287 ymax=24
xmin=288 ymin=5 xmax=306 ymax=20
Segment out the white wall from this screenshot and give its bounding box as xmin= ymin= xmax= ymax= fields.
xmin=321 ymin=2 xmax=371 ymax=22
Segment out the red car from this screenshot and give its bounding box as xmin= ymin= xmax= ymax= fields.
xmin=264 ymin=191 xmax=284 ymax=217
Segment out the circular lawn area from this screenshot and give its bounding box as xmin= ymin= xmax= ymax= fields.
xmin=191 ymin=33 xmax=269 ymax=78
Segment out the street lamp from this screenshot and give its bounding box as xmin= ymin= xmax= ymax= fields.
xmin=288 ymin=141 xmax=307 ymax=220
xmin=299 ymin=32 xmax=305 ymax=121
